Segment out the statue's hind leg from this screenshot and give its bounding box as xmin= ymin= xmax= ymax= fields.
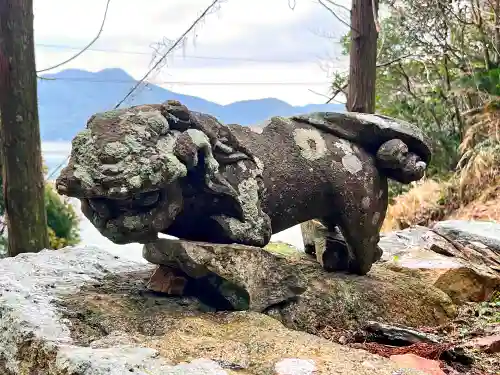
xmin=313 ymin=220 xmax=351 ymax=272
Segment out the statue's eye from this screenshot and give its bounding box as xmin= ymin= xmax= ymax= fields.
xmin=98 ymin=151 xmax=120 ymax=164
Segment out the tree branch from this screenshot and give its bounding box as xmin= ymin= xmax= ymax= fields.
xmin=376 ymin=53 xmax=415 ymax=67
xmin=114 ymin=0 xmax=222 ymax=109
xmin=318 ymin=0 xmax=358 ymax=33
xmin=326 ymin=82 xmax=348 ymax=104
xmin=322 ymin=0 xmax=351 ymax=13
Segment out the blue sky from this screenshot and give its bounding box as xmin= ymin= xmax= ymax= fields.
xmin=33 ymin=0 xmax=350 ymax=105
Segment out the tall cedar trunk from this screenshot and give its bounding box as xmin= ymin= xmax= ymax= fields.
xmin=0 ymin=0 xmax=49 ymax=255
xmin=347 ymin=0 xmax=379 ymax=113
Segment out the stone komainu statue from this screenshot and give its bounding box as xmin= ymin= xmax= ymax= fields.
xmin=56 ymin=100 xmax=431 ymax=275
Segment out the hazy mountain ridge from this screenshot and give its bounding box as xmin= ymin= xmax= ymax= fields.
xmin=38 ymin=68 xmax=344 ymax=141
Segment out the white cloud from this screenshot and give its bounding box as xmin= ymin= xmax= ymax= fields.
xmin=34 ymin=0 xmax=350 ymax=105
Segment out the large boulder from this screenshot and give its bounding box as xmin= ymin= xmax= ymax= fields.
xmin=143 ymin=239 xmax=456 ymax=333
xmin=301 ymin=219 xmax=500 ymax=304
xmin=0 ymin=246 xmax=425 ymax=375
xmin=378 ymin=225 xmax=500 ymax=304
xmin=432 ymin=220 xmax=500 ymax=268
xmin=433 ymin=220 xmax=500 ymax=252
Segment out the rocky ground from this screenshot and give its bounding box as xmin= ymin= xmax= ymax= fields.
xmin=316 ymin=295 xmax=500 ymax=374
xmin=0 ymin=219 xmax=498 ymax=374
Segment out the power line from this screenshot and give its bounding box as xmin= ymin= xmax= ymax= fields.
xmin=35 ymin=43 xmax=341 ymax=64
xmin=37 ymin=0 xmax=112 ymax=73
xmin=45 ymin=0 xmax=341 ymax=180
xmin=47 ymin=0 xmax=222 ymax=180
xmin=114 ymin=0 xmax=222 ymax=109
xmin=38 ymin=76 xmax=331 ymax=86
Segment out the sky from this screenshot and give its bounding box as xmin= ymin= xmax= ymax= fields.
xmin=33 ymin=0 xmax=350 ymax=106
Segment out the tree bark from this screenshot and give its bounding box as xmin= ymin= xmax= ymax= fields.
xmin=0 ymin=0 xmax=49 ymax=256
xmin=347 ymin=0 xmax=379 ymax=113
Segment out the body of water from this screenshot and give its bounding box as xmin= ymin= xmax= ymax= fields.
xmin=42 ymin=142 xmax=305 ymax=261
xmin=42 ymin=141 xmax=72 ymax=179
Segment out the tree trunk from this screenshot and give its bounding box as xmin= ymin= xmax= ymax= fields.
xmin=0 ymin=0 xmax=49 ymax=256
xmin=347 ymin=0 xmax=379 ymax=113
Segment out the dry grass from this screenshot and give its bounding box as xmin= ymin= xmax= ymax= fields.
xmin=457 ymin=102 xmax=500 ymax=202
xmin=382 ymin=179 xmax=448 ymax=232
xmin=383 ymin=102 xmax=500 ymax=231
xmin=449 ymin=192 xmax=500 ymax=222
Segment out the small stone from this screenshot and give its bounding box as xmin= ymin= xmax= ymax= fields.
xmin=274 ymin=358 xmax=316 ymax=375
xmin=465 ymin=334 xmax=500 ymax=353
xmin=147 ymin=265 xmax=187 ymax=295
xmin=363 ymin=321 xmax=441 ymax=345
xmin=143 ymin=239 xmax=308 ymax=312
xmin=361 ymin=361 xmax=377 ymax=370
xmin=390 ymin=354 xmax=445 ymax=375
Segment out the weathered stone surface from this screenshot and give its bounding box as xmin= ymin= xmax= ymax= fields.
xmin=143 ymin=239 xmax=455 ymax=331
xmin=143 ymin=239 xmax=308 ymax=312
xmin=299 ymin=222 xmax=500 ymax=304
xmin=0 ymin=246 xmax=426 ymax=375
xmin=266 ymin=262 xmax=456 ymax=332
xmin=56 ymin=100 xmax=432 ymax=275
xmin=377 ymin=226 xmax=500 ymax=304
xmin=433 ymin=220 xmax=500 ymax=254
xmin=465 ymin=334 xmax=500 ymax=353
xmin=273 ymin=358 xmax=317 ymax=375
xmin=147 ymin=265 xmax=188 ymax=295
xmin=378 ymin=226 xmax=458 ymax=260
xmin=291 ymin=111 xmax=432 ymax=182
xmin=300 ymin=219 xmax=385 ymax=274
xmin=432 ymin=220 xmax=500 ymax=272
xmin=300 ymin=220 xmax=324 ymax=257
xmin=389 ymin=354 xmax=445 ymax=375
xmin=363 ymin=321 xmax=441 ymax=346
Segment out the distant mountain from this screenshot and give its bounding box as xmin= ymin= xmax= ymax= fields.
xmin=38 ymin=68 xmax=345 ymax=141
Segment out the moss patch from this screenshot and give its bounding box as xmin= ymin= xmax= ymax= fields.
xmin=56 ymin=268 xmax=419 ymax=375
xmin=264 ymin=241 xmax=305 ymax=259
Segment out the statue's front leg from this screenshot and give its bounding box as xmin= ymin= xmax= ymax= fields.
xmin=173 ymin=128 xmax=219 ymax=175
xmin=210 ymin=159 xmax=272 ymax=247
xmin=173 ymin=129 xmax=271 ymax=247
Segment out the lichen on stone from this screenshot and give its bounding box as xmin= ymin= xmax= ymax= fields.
xmin=293 ymin=128 xmax=328 ymax=161
xmin=342 ymin=154 xmax=363 ymax=174
xmin=103 ymin=141 xmax=129 ymax=160
xmin=185 ymin=128 xmax=219 ymax=175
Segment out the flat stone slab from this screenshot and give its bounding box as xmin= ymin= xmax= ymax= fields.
xmin=0 ymin=246 xmax=425 ymax=375
xmin=378 ymin=225 xmax=500 ymax=303
xmin=379 ymin=225 xmax=459 ymax=260
xmin=433 ymin=220 xmax=500 ymax=253
xmin=143 ymin=239 xmax=456 ymax=332
xmin=143 ymin=239 xmax=308 ymax=312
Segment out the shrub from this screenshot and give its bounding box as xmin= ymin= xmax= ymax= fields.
xmin=45 ymin=182 xmax=80 ymax=249
xmin=382 ymin=102 xmax=500 ymax=231
xmin=0 ymin=164 xmax=80 ymax=252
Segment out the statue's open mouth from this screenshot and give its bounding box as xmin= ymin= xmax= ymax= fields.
xmin=88 ymin=189 xmax=162 ymax=215
xmin=81 ymin=188 xmax=174 ymax=244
